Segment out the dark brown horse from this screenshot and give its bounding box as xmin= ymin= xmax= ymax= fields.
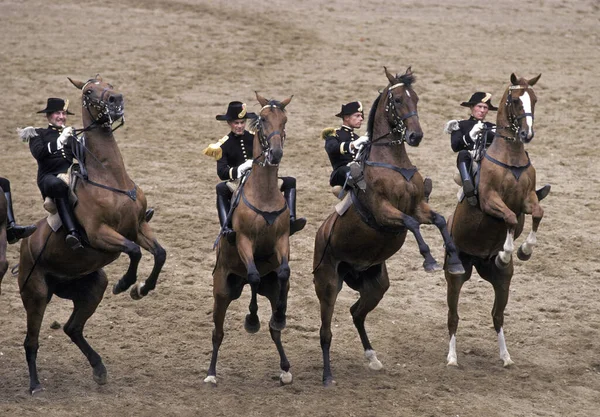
xmin=312 ymin=67 xmax=464 ymax=386
xmin=18 ymin=75 xmax=166 ymax=394
xmin=444 ymin=73 xmax=544 ymax=367
xmin=0 ymin=190 xmax=7 ymax=291
xmin=204 ymin=93 xmax=294 ymax=386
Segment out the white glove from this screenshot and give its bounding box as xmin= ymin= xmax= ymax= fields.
xmin=56 ymin=126 xmax=73 ymax=149
xmin=351 ymin=135 xmax=369 ymax=152
xmin=444 ymin=120 xmax=459 ymax=134
xmin=469 ymin=121 xmax=484 ymax=141
xmin=236 ymin=159 xmax=253 ymax=178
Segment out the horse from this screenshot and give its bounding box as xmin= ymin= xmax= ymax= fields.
xmin=0 ymin=190 xmax=7 ymax=291
xmin=18 ymin=75 xmax=166 ymax=394
xmin=312 ymin=67 xmax=464 ymax=386
xmin=204 ymin=92 xmax=294 ymax=386
xmin=444 ymin=73 xmax=544 ymax=367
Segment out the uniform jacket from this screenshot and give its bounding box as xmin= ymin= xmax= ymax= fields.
xmin=450 ymin=116 xmax=496 ymax=152
xmin=324 ymin=126 xmax=359 ymax=170
xmin=30 ymin=125 xmax=74 ymax=186
xmin=216 ymin=131 xmax=254 ymax=181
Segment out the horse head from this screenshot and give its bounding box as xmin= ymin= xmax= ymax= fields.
xmin=498 ymin=73 xmax=541 ymax=143
xmin=68 ymin=74 xmax=125 ymax=129
xmin=383 ymin=66 xmax=423 ymax=146
xmin=252 ymin=92 xmax=292 ymax=166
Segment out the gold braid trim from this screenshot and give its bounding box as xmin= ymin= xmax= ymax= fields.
xmin=321 ymin=127 xmax=337 ymax=140
xmin=202 ymin=135 xmax=229 ymax=160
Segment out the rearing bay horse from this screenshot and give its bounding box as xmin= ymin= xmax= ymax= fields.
xmin=444 ymin=73 xmax=545 ymax=367
xmin=18 ymin=75 xmax=166 ymax=394
xmin=313 ymin=67 xmax=464 ymax=386
xmin=205 ymin=93 xmax=294 ymax=386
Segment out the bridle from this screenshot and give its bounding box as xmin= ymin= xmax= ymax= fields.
xmin=371 ymin=81 xmax=418 ymax=145
xmin=495 ymin=85 xmax=535 ymax=142
xmin=252 ymin=103 xmax=287 ymax=167
xmin=80 ymin=80 xmax=125 ymax=132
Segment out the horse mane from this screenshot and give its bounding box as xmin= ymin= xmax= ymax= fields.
xmin=366 ymin=94 xmax=382 ymax=138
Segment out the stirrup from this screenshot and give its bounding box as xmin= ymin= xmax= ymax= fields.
xmin=65 ymin=232 xmax=83 ymax=250
xmin=222 ymin=228 xmax=236 ymax=244
xmin=462 ymin=179 xmax=477 ymax=207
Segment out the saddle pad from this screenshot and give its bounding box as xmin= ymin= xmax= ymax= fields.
xmin=335 ymin=193 xmax=352 ymax=215
xmin=46 ymin=212 xmax=62 ymax=232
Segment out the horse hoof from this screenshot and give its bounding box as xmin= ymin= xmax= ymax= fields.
xmin=502 ymin=356 xmax=514 ymax=367
xmin=447 ymin=262 xmax=466 ymax=275
xmin=112 ymin=281 xmax=126 ymax=295
xmin=130 ymin=284 xmax=145 ymax=300
xmin=517 ymin=246 xmax=532 ymax=261
xmin=204 ymin=375 xmax=217 ymax=386
xmin=494 ymin=256 xmax=510 ymax=270
xmin=280 ymin=371 xmax=293 ymax=385
xmin=30 ymin=385 xmax=45 ymax=396
xmin=244 ymin=314 xmax=260 ymax=333
xmin=269 ymin=316 xmax=286 ymax=331
xmin=323 ymin=377 xmax=337 ymax=387
xmin=447 ymin=359 xmax=458 ymax=367
xmin=423 ymin=261 xmax=442 ymax=273
xmin=93 ymin=364 xmax=108 ymax=385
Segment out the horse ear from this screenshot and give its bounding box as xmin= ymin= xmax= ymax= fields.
xmin=280 ymin=95 xmax=293 ymax=109
xmin=510 ymin=73 xmax=519 ymax=85
xmin=405 ymin=66 xmax=413 ymax=76
xmin=95 ymin=74 xmax=103 ymax=82
xmin=384 ymin=66 xmax=396 ymax=84
xmin=255 ymin=91 xmax=268 ymax=107
xmin=68 ymin=77 xmax=85 ymax=90
xmin=528 ymin=74 xmax=541 ymax=86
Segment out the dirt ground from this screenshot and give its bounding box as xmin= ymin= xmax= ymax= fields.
xmin=1 ymin=0 xmax=599 ymax=416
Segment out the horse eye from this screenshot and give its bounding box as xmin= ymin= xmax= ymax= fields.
xmin=85 ymin=90 xmax=92 ymax=95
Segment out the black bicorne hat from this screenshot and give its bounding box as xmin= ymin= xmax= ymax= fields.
xmin=37 ymin=97 xmax=74 ymax=115
xmin=215 ymin=101 xmax=257 ymax=121
xmin=460 ymin=92 xmax=498 ymax=111
xmin=335 ymin=101 xmax=363 ymax=118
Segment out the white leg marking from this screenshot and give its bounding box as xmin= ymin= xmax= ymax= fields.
xmin=204 ymin=375 xmax=217 ymax=385
xmin=520 ymin=92 xmax=533 ymax=138
xmin=447 ymin=334 xmax=458 ymax=366
xmin=498 ymin=230 xmax=514 ymax=264
xmin=365 ymin=349 xmax=383 ymax=371
xmin=520 ymin=230 xmax=537 ymax=256
xmin=497 ymin=328 xmax=514 ymax=367
xmin=280 ymin=370 xmax=293 ymax=385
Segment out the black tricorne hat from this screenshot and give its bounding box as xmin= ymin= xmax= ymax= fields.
xmin=460 ymin=92 xmax=498 ymax=111
xmin=37 ymin=97 xmax=74 ymax=115
xmin=335 ymin=101 xmax=363 ymax=118
xmin=215 ymin=101 xmax=257 ymax=121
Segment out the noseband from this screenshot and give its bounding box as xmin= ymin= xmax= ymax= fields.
xmin=496 ymin=85 xmax=534 ymax=141
xmin=372 ymin=82 xmax=418 ymax=145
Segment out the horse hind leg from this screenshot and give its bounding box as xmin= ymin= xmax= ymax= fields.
xmin=445 ymin=255 xmax=473 ymax=367
xmin=55 ymin=269 xmax=109 ymax=385
xmin=205 ymin=290 xmax=234 ymax=386
xmin=269 ymin=257 xmax=290 ymax=331
xmin=351 ymin=263 xmax=390 ymax=371
xmin=131 ymin=222 xmax=167 ymax=299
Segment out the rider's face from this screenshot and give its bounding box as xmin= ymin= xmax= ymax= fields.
xmin=228 ymin=119 xmax=246 ymax=135
xmin=344 ymin=112 xmax=364 ymax=129
xmin=471 ymin=103 xmax=489 ymax=121
xmin=47 ymin=110 xmax=68 ymax=127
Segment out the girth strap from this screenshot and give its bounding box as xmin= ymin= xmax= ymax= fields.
xmin=364 ymin=161 xmax=418 ymax=182
xmin=484 ymin=152 xmax=531 ymax=180
xmin=73 ymin=171 xmax=137 ymax=201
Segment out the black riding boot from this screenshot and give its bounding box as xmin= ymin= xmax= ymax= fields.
xmin=5 ymin=192 xmax=36 ymax=244
xmin=55 ymin=197 xmax=83 ymax=250
xmin=458 ymin=161 xmax=477 ymax=206
xmin=216 ymin=194 xmax=236 ymax=244
xmin=284 ymin=188 xmax=306 ymax=236
xmin=145 ymin=208 xmax=154 ymax=222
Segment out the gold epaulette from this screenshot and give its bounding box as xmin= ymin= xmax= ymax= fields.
xmin=321 ymin=127 xmax=337 ymax=140
xmin=202 ymin=135 xmax=229 ymax=160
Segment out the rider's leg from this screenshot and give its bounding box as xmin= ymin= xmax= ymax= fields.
xmin=280 ymin=177 xmax=306 ymax=236
xmin=216 ymin=182 xmax=235 ymax=244
xmin=42 ymin=175 xmax=82 ymax=250
xmin=457 ymin=150 xmax=477 ymax=206
xmin=0 ymin=178 xmax=36 ymax=244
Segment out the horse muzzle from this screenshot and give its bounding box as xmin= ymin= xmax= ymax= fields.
xmin=519 ymin=127 xmax=534 ymax=143
xmin=406 ymin=130 xmax=423 ymax=147
xmin=265 ymin=147 xmax=283 ymax=166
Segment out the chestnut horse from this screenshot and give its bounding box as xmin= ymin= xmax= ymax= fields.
xmin=18 ymin=75 xmax=166 ymax=394
xmin=444 ymin=73 xmax=544 ymax=367
xmin=204 ymin=93 xmax=294 ymax=386
xmin=0 ymin=190 xmax=7 ymax=291
xmin=312 ymin=67 xmax=464 ymax=386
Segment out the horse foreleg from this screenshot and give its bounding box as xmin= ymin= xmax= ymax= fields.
xmin=269 ymin=325 xmax=292 ymax=385
xmin=496 ymin=229 xmax=515 ymax=269
xmin=429 ymin=210 xmax=465 ymax=275
xmin=270 ymin=256 xmax=290 ymax=331
xmin=483 ymin=261 xmax=514 ymax=367
xmin=352 ymin=263 xmax=389 ymax=371
xmin=518 ymin=196 xmax=545 ymax=261
xmin=403 ymin=214 xmax=441 ymax=272
xmin=132 ymin=221 xmax=166 ymax=299
xmin=20 ymin=271 xmax=49 ymax=395
xmin=445 ymin=257 xmax=472 ymax=366
xmin=314 ymin=261 xmax=340 ymax=386
xmin=205 ymin=287 xmax=233 ymax=386
xmin=55 ymin=269 xmax=109 ymax=385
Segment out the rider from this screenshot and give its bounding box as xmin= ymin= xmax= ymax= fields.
xmin=322 ymin=101 xmax=370 ymax=194
xmin=203 ymin=101 xmax=307 ymax=243
xmin=445 ymin=92 xmax=497 ymax=206
xmin=27 ymin=98 xmax=83 ymax=249
xmin=0 ymin=177 xmax=36 ymax=244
